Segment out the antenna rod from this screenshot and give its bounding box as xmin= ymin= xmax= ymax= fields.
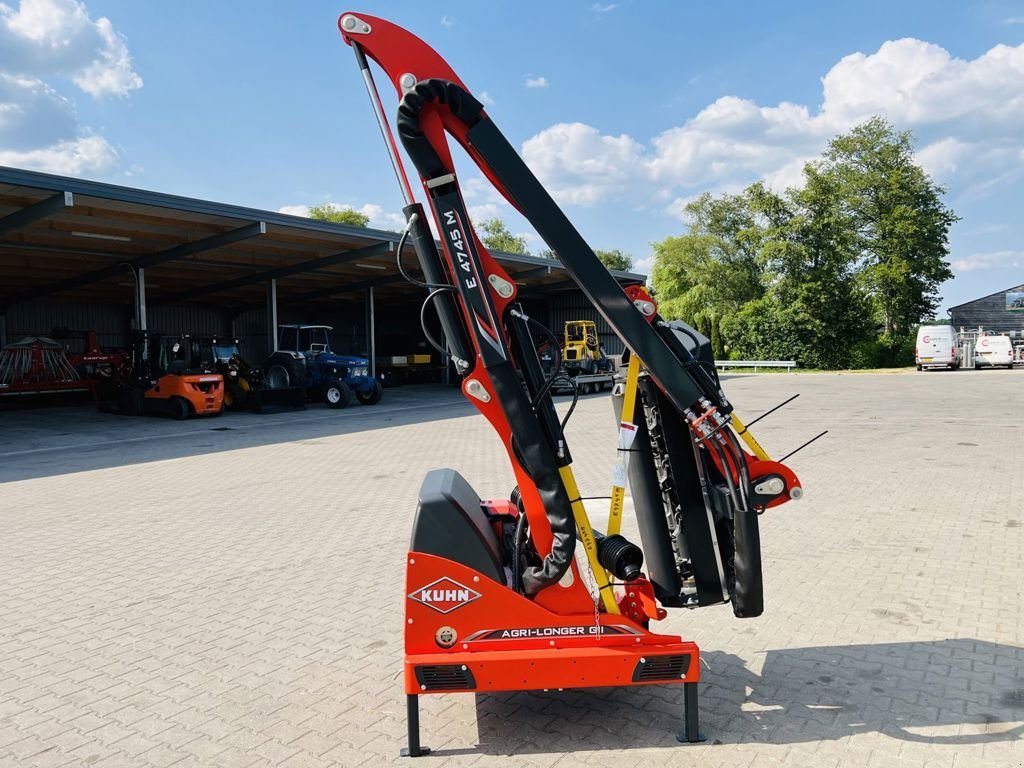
xmin=736 ymin=394 xmax=800 ymax=435
xmin=778 ymin=430 xmax=829 ymax=462
xmin=351 ymin=42 xmax=416 ymax=207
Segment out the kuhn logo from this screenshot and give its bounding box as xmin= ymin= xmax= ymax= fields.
xmin=409 ymin=577 xmax=481 ymax=614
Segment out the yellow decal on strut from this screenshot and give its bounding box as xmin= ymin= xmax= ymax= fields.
xmin=559 ymin=465 xmax=620 ymax=614
xmin=607 ymin=354 xmax=642 ymax=537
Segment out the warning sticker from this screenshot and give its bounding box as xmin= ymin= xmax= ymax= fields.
xmin=612 ymin=422 xmax=638 ymax=487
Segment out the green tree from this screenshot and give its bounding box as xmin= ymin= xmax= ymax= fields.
xmin=594 ymin=248 xmax=633 ymax=271
xmin=308 ymin=203 xmax=370 ymax=227
xmin=650 ymin=190 xmax=767 ymax=334
xmin=650 ymin=117 xmax=954 ymax=370
xmin=766 ymin=170 xmax=873 ymax=368
xmin=479 ymin=217 xmax=530 ymax=255
xmin=816 ymin=117 xmax=957 ymax=333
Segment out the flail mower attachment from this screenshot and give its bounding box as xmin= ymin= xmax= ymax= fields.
xmin=337 ymin=12 xmax=805 ymax=756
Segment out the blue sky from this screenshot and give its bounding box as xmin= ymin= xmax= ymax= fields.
xmin=2 ymin=0 xmax=1022 ymax=311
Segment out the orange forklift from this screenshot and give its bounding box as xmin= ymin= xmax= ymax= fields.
xmin=116 ymin=332 xmax=224 ymax=419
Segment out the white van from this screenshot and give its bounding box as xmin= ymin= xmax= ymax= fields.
xmin=974 ymin=334 xmax=1015 ymax=369
xmin=915 ymin=325 xmax=959 ymax=370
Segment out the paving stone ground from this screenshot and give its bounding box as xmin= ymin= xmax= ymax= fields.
xmin=0 ymin=370 xmax=1022 ymax=767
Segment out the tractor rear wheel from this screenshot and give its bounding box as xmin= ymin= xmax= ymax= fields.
xmin=324 ymin=381 xmax=352 ymax=409
xmin=263 ymin=363 xmax=291 ymax=389
xmin=263 ymin=353 xmax=306 ymax=388
xmin=356 ymin=380 xmax=383 ymax=405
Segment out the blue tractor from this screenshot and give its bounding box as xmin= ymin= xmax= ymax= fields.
xmin=263 ymin=324 xmax=383 ymax=408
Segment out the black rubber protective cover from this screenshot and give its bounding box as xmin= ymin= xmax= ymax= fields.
xmin=411 ymin=469 xmax=505 ymax=584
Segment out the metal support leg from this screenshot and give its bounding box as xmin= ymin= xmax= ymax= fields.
xmin=266 ymin=279 xmax=278 ymax=355
xmin=678 ymin=682 xmax=705 ymax=743
xmin=366 ymin=286 xmax=376 ymax=378
xmin=136 ymin=266 xmax=147 ymax=332
xmin=400 ymin=694 xmax=430 ymax=757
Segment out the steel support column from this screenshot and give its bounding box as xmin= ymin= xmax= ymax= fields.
xmin=136 ymin=267 xmax=147 ymax=332
xmin=266 ymin=279 xmax=279 ymax=352
xmin=365 ymin=286 xmax=377 ymax=378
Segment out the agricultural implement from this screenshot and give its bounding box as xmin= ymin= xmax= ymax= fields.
xmin=338 ymin=12 xmax=810 ymax=755
xmin=0 ymin=336 xmax=92 ymax=399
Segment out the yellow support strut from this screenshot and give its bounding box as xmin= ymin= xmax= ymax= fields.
xmin=730 ymin=413 xmax=771 ymax=461
xmin=558 ymin=465 xmax=620 ymax=614
xmin=607 ymin=353 xmax=642 ymax=537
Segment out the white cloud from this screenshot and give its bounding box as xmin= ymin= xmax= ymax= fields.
xmin=524 ymin=75 xmax=549 ymax=89
xmin=1001 ymin=17 xmax=1024 ymax=25
xmin=632 ymin=254 xmax=654 ymax=277
xmin=357 ymin=203 xmax=406 ymax=231
xmin=646 ymin=97 xmax=824 ymax=187
xmin=0 ymin=73 xmax=77 ymax=149
xmin=0 ymin=134 xmax=117 ymax=175
xmin=462 ymin=174 xmax=516 ymax=209
xmin=0 ymin=0 xmax=141 ymax=176
xmin=818 ymin=39 xmax=1024 ymax=129
xmin=278 ymin=204 xmax=311 ymax=217
xmin=0 ymin=0 xmax=142 ymax=97
xmin=466 ymin=203 xmax=503 ymax=226
xmin=915 ymin=137 xmax=971 ymax=180
xmin=0 ymin=72 xmax=118 ymax=174
xmin=478 ymin=90 xmax=494 ymax=106
xmin=761 ymin=155 xmax=814 ymax=192
xmin=521 ymin=122 xmax=644 ymax=205
xmin=519 ymin=38 xmax=1024 ymax=207
xmin=440 ymin=14 xmax=454 ymax=29
xmin=952 ymin=250 xmax=1023 ymax=272
xmin=591 ymin=3 xmax=617 ymax=12
xmin=663 ymin=194 xmax=701 ymax=222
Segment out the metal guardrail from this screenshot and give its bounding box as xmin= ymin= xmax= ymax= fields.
xmin=715 ymin=360 xmax=797 ymax=372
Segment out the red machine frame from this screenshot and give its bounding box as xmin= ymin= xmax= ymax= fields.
xmin=338 ymin=12 xmax=804 ymax=757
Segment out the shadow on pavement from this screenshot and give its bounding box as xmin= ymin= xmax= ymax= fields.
xmin=458 ymin=638 xmax=1024 ymax=755
xmin=0 ymin=385 xmax=473 ymax=483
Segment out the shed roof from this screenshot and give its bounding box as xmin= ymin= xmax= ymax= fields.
xmin=0 ymin=166 xmax=645 ymax=310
